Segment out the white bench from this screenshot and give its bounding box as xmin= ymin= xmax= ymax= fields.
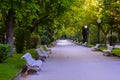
xmin=103 ymin=45 xmax=113 ymax=56
xmin=44 ymin=45 xmax=52 ymax=54
xmin=21 ymin=53 xmax=42 ymax=75
xmin=92 ymin=44 xmax=100 ymax=51
xmin=40 ymin=46 xmax=50 ymax=56
xmin=82 ymin=42 xmax=87 ymax=46
xmin=36 ymin=48 xmax=49 ymax=58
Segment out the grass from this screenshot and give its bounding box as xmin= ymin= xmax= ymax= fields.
xmin=86 ymin=44 xmax=94 ymax=47
xmin=112 ymin=48 xmax=120 ymax=56
xmin=0 ymin=53 xmax=24 ymax=80
xmin=98 ymin=46 xmax=120 ymax=56
xmin=98 ymin=47 xmax=107 ymax=51
xmin=0 ymin=48 xmax=37 ymax=80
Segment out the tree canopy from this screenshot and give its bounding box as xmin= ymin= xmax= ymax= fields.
xmin=0 ymin=0 xmax=120 ymax=55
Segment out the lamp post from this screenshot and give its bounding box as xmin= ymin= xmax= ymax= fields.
xmin=109 ymin=19 xmax=113 ymax=46
xmin=97 ymin=18 xmax=101 ymax=44
xmin=110 ymin=26 xmax=113 ymax=46
xmin=78 ymin=29 xmax=80 ymax=42
xmin=45 ymin=27 xmax=49 ymax=47
xmin=109 ymin=12 xmax=116 ymax=46
xmin=82 ymin=25 xmax=88 ymax=43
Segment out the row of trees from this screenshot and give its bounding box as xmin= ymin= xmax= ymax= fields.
xmin=53 ymin=0 xmax=120 ymax=45
xmin=0 ymin=0 xmax=73 ymax=56
xmin=0 ymin=0 xmax=120 ymax=56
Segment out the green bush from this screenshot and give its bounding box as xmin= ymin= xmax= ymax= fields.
xmin=89 ymin=24 xmax=104 ymax=44
xmin=24 ymin=30 xmax=32 ymax=49
xmin=0 ymin=44 xmax=10 ymax=63
xmin=89 ymin=24 xmax=98 ymax=44
xmin=118 ymin=31 xmax=120 ymax=42
xmin=41 ymin=35 xmax=50 ymax=45
xmin=23 ymin=49 xmax=37 ymax=58
xmin=112 ymin=48 xmax=120 ymax=56
xmin=108 ymin=34 xmax=117 ymax=46
xmin=31 ymin=35 xmax=40 ymax=48
xmin=0 ymin=53 xmax=25 ymax=80
xmin=14 ymin=28 xmax=25 ymax=53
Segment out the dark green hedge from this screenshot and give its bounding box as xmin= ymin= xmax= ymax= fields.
xmin=15 ymin=28 xmax=25 ymax=53
xmin=0 ymin=44 xmax=10 ymax=63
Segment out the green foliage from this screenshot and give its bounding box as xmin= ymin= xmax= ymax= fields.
xmin=98 ymin=46 xmax=107 ymax=51
xmin=101 ymin=0 xmax=120 ymax=34
xmin=118 ymin=34 xmax=120 ymax=42
xmin=0 ymin=48 xmax=37 ymax=80
xmin=89 ymin=24 xmax=98 ymax=44
xmin=53 ymin=0 xmax=101 ymax=41
xmin=86 ymin=43 xmax=94 ymax=47
xmin=0 ymin=44 xmax=10 ymax=63
xmin=14 ymin=28 xmax=25 ymax=53
xmin=0 ymin=26 xmax=6 ymax=43
xmin=41 ymin=35 xmax=50 ymax=45
xmin=0 ymin=0 xmax=74 ymax=48
xmin=23 ymin=48 xmax=38 ymax=58
xmin=0 ymin=53 xmax=25 ymax=80
xmin=118 ymin=30 xmax=120 ymax=42
xmin=89 ymin=24 xmax=104 ymax=44
xmin=24 ymin=30 xmax=32 ymax=49
xmin=31 ymin=35 xmax=40 ymax=48
xmin=112 ymin=48 xmax=120 ymax=56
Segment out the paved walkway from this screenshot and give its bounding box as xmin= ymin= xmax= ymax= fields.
xmin=22 ymin=41 xmax=120 ymax=80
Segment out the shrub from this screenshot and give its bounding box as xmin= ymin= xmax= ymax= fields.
xmin=14 ymin=28 xmax=25 ymax=53
xmin=118 ymin=32 xmax=120 ymax=42
xmin=24 ymin=30 xmax=32 ymax=49
xmin=108 ymin=34 xmax=117 ymax=46
xmin=112 ymin=48 xmax=120 ymax=56
xmin=89 ymin=25 xmax=97 ymax=44
xmin=31 ymin=35 xmax=40 ymax=48
xmin=89 ymin=24 xmax=104 ymax=44
xmin=41 ymin=35 xmax=50 ymax=45
xmin=0 ymin=44 xmax=10 ymax=63
xmin=23 ymin=49 xmax=37 ymax=58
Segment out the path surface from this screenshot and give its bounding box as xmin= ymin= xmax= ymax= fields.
xmin=22 ymin=41 xmax=120 ymax=80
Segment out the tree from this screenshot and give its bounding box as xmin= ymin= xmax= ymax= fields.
xmin=98 ymin=0 xmax=120 ymax=46
xmin=53 ymin=0 xmax=102 ymax=41
xmin=0 ymin=0 xmax=74 ymax=56
xmin=0 ymin=1 xmax=15 ymax=56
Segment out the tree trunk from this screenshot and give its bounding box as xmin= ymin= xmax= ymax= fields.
xmin=6 ymin=9 xmax=14 ymax=57
xmin=104 ymin=34 xmax=107 ymax=47
xmin=118 ymin=29 xmax=120 ymax=42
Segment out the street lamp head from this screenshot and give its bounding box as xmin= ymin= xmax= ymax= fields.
xmin=97 ymin=18 xmax=102 ymax=23
xmin=84 ymin=25 xmax=88 ymax=29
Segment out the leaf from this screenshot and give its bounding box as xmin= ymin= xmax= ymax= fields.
xmin=45 ymin=0 xmax=50 ymax=2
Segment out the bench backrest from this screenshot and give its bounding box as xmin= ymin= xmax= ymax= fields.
xmin=22 ymin=53 xmax=35 ymax=66
xmin=107 ymin=46 xmax=113 ymax=51
xmin=83 ymin=42 xmax=87 ymax=46
xmin=95 ymin=44 xmax=100 ymax=48
xmin=40 ymin=47 xmax=46 ymax=53
xmin=36 ymin=48 xmax=44 ymax=54
xmin=36 ymin=48 xmax=43 ymax=53
xmin=44 ymin=45 xmax=48 ymax=49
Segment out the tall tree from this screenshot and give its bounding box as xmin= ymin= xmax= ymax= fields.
xmin=0 ymin=1 xmax=15 ymax=56
xmin=98 ymin=0 xmax=120 ymax=45
xmin=0 ymin=0 xmax=74 ymax=56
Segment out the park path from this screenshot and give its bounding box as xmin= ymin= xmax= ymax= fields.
xmin=22 ymin=41 xmax=120 ymax=80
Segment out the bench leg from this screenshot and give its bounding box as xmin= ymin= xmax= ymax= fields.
xmin=21 ymin=66 xmax=30 ymax=78
xmin=22 ymin=69 xmax=28 ymax=78
xmin=103 ymin=52 xmax=112 ymax=56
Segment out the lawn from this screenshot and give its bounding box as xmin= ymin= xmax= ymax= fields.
xmin=0 ymin=49 xmax=37 ymax=80
xmin=112 ymin=48 xmax=120 ymax=56
xmin=99 ymin=46 xmax=120 ymax=56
